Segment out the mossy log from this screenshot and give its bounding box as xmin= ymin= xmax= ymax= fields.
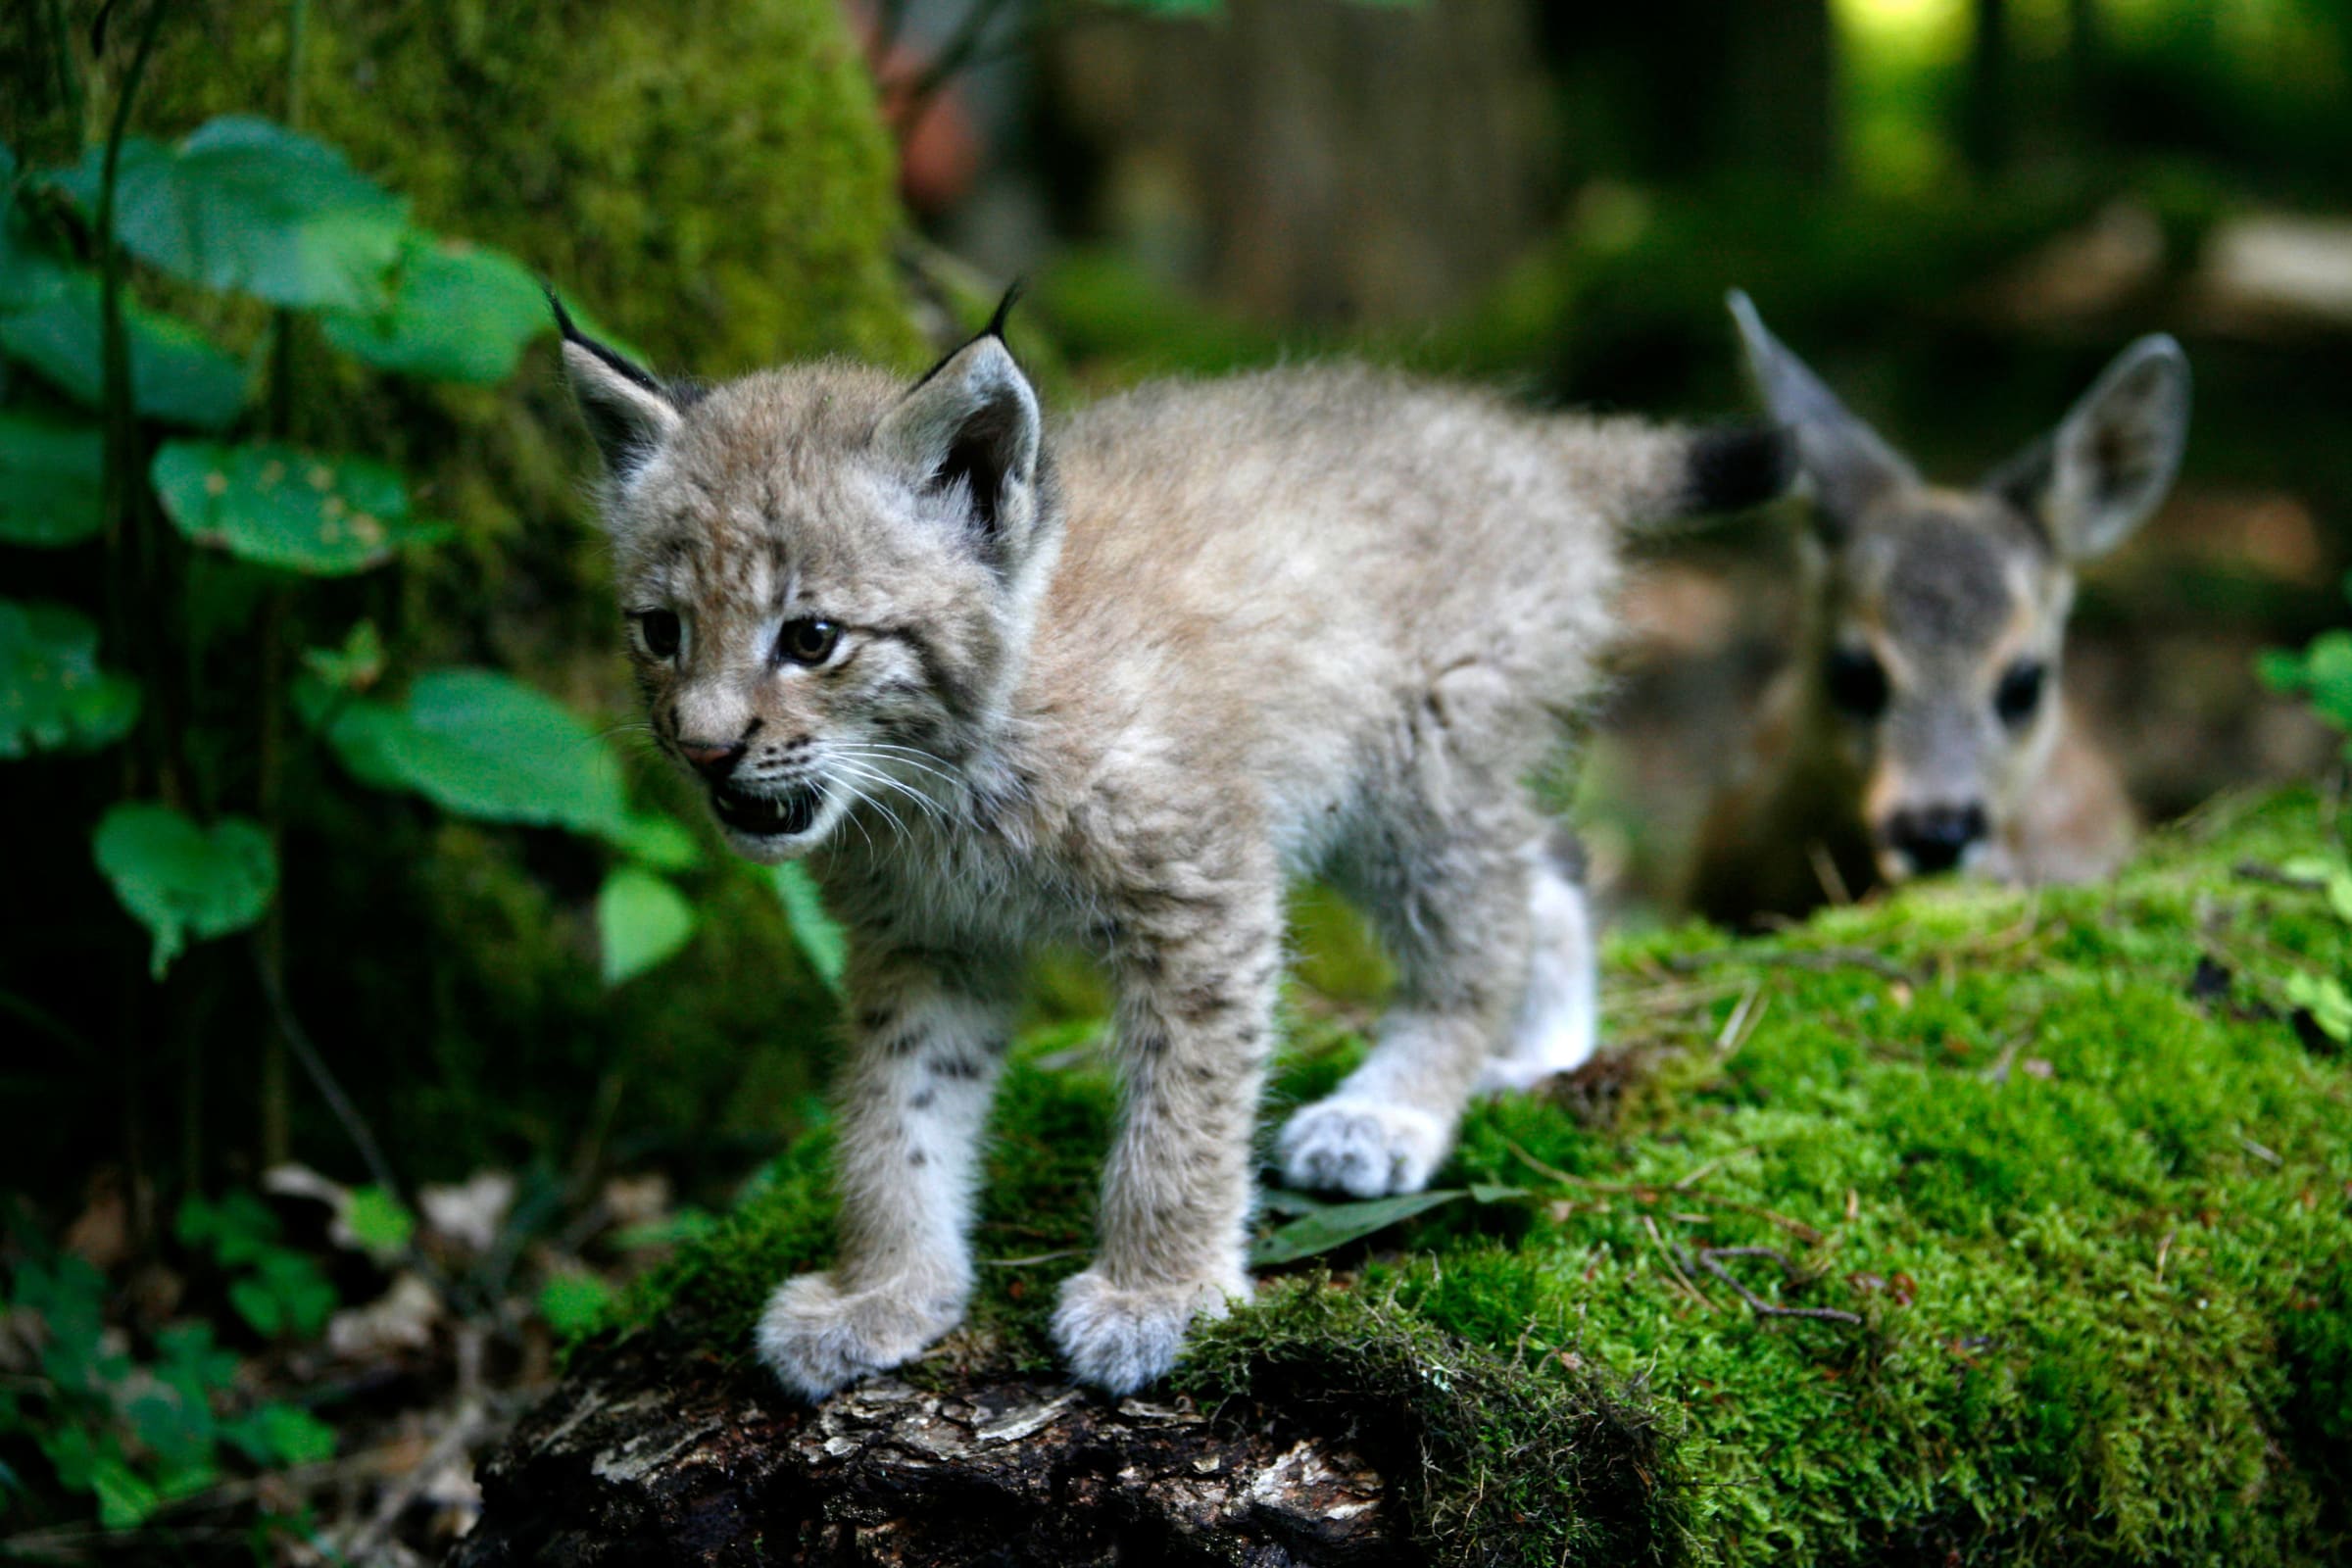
xmin=462 ymin=792 xmax=2352 ymax=1566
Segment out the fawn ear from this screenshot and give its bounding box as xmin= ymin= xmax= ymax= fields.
xmin=874 ymin=306 xmax=1044 ymax=570
xmin=1986 ymin=334 xmax=2189 ymax=563
xmin=1728 ymin=290 xmax=1916 ymax=539
xmin=550 ymin=292 xmax=681 ymax=481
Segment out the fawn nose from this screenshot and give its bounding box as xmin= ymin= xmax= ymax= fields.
xmin=677 ymin=739 xmax=746 ymax=780
xmin=1885 ymin=803 xmax=1988 ymax=875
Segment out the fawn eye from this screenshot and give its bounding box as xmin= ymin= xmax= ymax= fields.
xmin=777 ymin=617 xmax=841 ymax=666
xmin=634 ymin=610 xmax=681 ymax=660
xmin=1825 ymin=647 xmax=1889 ymax=719
xmin=1995 ymin=660 xmax=2046 ymax=726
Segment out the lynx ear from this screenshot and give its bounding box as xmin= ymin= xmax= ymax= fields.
xmin=1728 ymin=290 xmax=1916 ymax=537
xmin=874 ymin=323 xmax=1043 ymax=568
xmin=550 ymin=292 xmax=680 ymax=481
xmin=1985 ymin=334 xmax=2189 ymax=563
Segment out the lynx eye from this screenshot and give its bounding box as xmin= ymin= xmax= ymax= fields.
xmin=1995 ymin=659 xmax=2047 ymax=726
xmin=777 ymin=617 xmax=841 ymax=667
xmin=634 ymin=609 xmax=682 ymax=660
xmin=1825 ymin=646 xmax=1889 ymax=719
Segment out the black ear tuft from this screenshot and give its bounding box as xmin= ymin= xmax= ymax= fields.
xmin=983 ymin=279 xmax=1025 ymax=344
xmin=551 ymin=284 xmax=682 ymax=478
xmin=1687 ymin=423 xmax=1798 ymax=514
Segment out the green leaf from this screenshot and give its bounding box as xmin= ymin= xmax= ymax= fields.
xmin=0 ymin=598 xmax=140 ymax=758
xmin=311 ymin=667 xmax=633 ymax=839
xmin=322 ymin=232 xmax=547 ymax=384
xmin=536 ymin=1274 xmax=614 ymax=1340
xmin=1249 ymin=1189 xmax=1465 ymax=1267
xmin=2293 ymin=631 xmax=2352 ymax=732
xmin=89 ymin=1456 xmax=160 ymax=1530
xmin=0 ymin=273 xmax=245 ymax=428
xmin=2286 ymin=970 xmax=2352 ymax=1043
xmin=609 ymin=810 xmax=702 ymax=873
xmin=230 ymin=1252 xmax=336 ymax=1342
xmin=222 ymin=1403 xmax=336 ymax=1468
xmin=0 ymin=411 xmax=104 ymax=546
xmin=175 ymin=1191 xmax=283 ymax=1268
xmin=152 ymin=441 xmax=446 ymax=576
xmin=598 ymin=867 xmax=698 ymax=987
xmin=343 ymin=1187 xmax=416 ymax=1258
xmin=92 ymin=806 xmax=276 ymax=978
xmin=300 ymin=620 xmax=385 ymax=692
xmin=54 ymin=117 xmax=409 ymax=313
xmin=771 ymin=861 xmax=846 ymax=993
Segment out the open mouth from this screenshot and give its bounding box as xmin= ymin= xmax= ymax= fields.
xmin=710 ymin=778 xmax=825 ymax=839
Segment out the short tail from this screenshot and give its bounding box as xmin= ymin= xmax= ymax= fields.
xmin=1579 ymin=419 xmax=1795 ymax=528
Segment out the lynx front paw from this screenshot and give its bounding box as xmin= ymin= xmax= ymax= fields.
xmin=1051 ymin=1267 xmax=1249 ymax=1395
xmin=1277 ymin=1097 xmax=1449 ymax=1198
xmin=754 ymin=1271 xmax=964 ymax=1401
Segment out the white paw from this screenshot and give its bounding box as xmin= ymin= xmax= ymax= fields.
xmin=1051 ymin=1266 xmax=1249 ymax=1395
xmin=1276 ymin=1097 xmax=1450 ymax=1198
xmin=753 ymin=1271 xmax=964 ymax=1401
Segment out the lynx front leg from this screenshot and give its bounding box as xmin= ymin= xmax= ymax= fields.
xmin=1053 ymin=885 xmax=1281 ymax=1395
xmin=756 ymin=955 xmax=1011 ymax=1400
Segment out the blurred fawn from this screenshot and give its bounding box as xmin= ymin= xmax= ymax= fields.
xmin=1689 ymin=291 xmax=2189 ymax=927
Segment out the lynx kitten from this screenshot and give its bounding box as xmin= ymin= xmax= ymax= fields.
xmin=557 ymin=294 xmax=1790 ymax=1396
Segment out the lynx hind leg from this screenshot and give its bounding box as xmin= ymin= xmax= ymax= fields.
xmin=1280 ymin=820 xmax=1534 ymax=1199
xmin=1480 ymin=832 xmax=1599 ymax=1095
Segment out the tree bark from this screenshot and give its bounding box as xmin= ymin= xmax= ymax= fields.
xmin=452 ymin=1332 xmax=1403 ymax=1567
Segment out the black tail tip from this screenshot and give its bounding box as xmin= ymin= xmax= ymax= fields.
xmin=1687 ymin=423 xmax=1797 ymax=514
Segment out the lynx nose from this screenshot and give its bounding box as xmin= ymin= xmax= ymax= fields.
xmin=1885 ymin=803 xmax=1988 ymax=875
xmin=677 ymin=739 xmax=746 ymax=780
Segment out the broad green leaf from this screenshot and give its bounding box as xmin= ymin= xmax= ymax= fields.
xmin=598 ymin=867 xmax=697 ymax=987
xmin=0 ymin=274 xmax=246 ymax=428
xmin=55 ymin=117 xmax=409 ymax=313
xmin=231 ymin=1252 xmax=336 ymax=1341
xmin=322 ymin=233 xmax=547 ymax=384
xmin=772 ymin=861 xmax=846 ymax=993
xmin=152 ymin=441 xmax=445 ymax=576
xmin=1249 ymin=1189 xmax=1465 ymax=1267
xmin=2292 ymin=630 xmax=2352 ymax=731
xmin=89 ymin=1456 xmax=160 ymax=1530
xmin=312 ymin=667 xmax=632 ymax=839
xmin=175 ymin=1191 xmax=283 ymax=1268
xmin=92 ymin=805 xmax=276 ymax=977
xmin=300 ymin=620 xmax=385 ymax=692
xmin=343 ymin=1187 xmax=416 ymax=1258
xmin=222 ymin=1403 xmax=336 ymax=1467
xmin=151 ymin=1323 xmax=240 ymax=1395
xmin=2287 ymin=970 xmax=2352 ymax=1043
xmin=0 ymin=412 xmax=104 ymax=546
xmin=0 ymin=598 xmax=140 ymax=758
xmin=537 ymin=1273 xmax=614 ymax=1340
xmin=609 ymin=810 xmax=702 ymax=873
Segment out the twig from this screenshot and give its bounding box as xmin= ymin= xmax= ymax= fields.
xmin=1673 ymin=1147 xmax=1754 ymax=1192
xmin=1642 ymin=1216 xmax=1715 ymax=1312
xmin=1502 ymin=1140 xmax=1826 ymax=1245
xmin=252 ymin=940 xmax=402 ymax=1204
xmin=980 ymin=1249 xmax=1087 ymax=1268
xmin=1808 ymin=841 xmax=1853 ymax=907
xmin=2236 ymin=1131 xmax=2282 ymax=1166
xmin=338 ymin=1399 xmax=489 ymax=1559
xmin=2233 ymin=860 xmax=2327 ymax=892
xmin=1713 ymin=985 xmax=1762 ymax=1054
xmin=1659 ymin=947 xmax=1913 ymax=983
xmin=1980 ymin=1034 xmax=2026 ymax=1084
xmin=1688 ymin=1246 xmax=1861 ymax=1326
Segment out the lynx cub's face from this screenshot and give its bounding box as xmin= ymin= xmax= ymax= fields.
xmin=558 ymin=309 xmax=1052 ymax=861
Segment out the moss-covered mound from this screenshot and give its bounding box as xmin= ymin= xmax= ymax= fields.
xmin=618 ymin=791 xmax=2352 ymax=1565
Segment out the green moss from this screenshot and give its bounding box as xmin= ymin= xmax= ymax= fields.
xmin=617 ymin=790 xmax=2352 ymax=1564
